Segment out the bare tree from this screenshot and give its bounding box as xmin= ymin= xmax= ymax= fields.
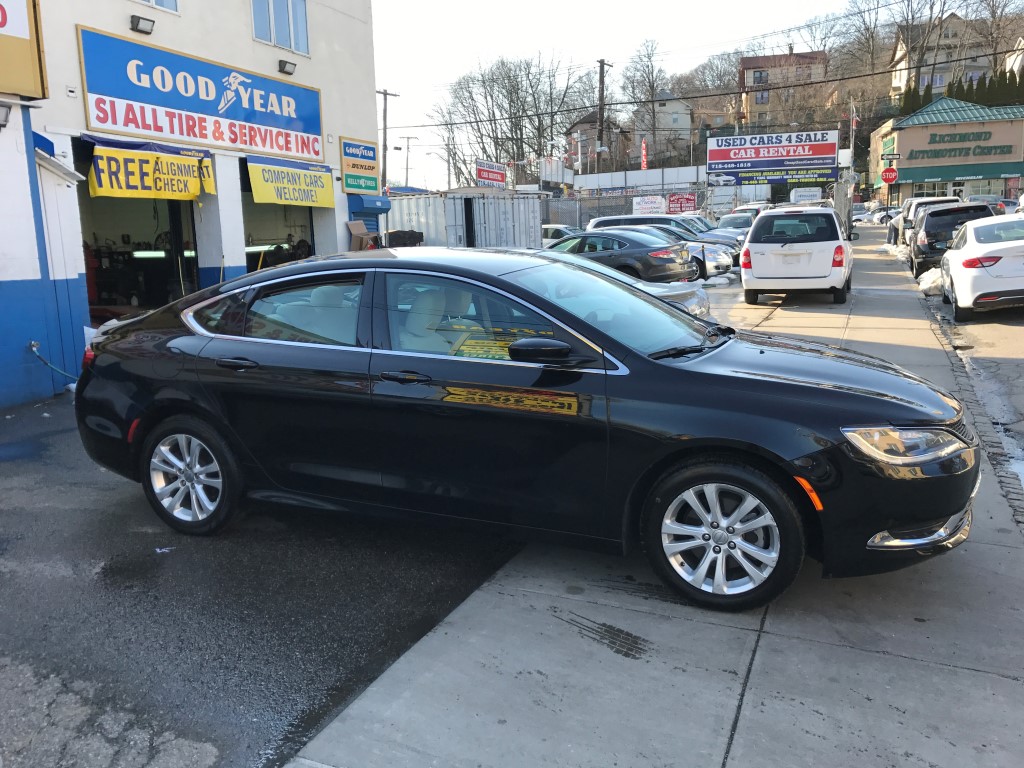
xmin=972 ymin=0 xmax=1024 ymax=70
xmin=430 ymin=56 xmax=598 ymax=187
xmin=797 ymin=13 xmax=845 ymax=72
xmin=620 ymin=40 xmax=668 ymax=158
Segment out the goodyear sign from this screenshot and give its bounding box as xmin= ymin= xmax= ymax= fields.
xmin=86 ymin=136 xmax=215 ymax=200
xmin=340 ymin=137 xmax=379 ymax=193
xmin=247 ymin=155 xmax=334 ymax=208
xmin=78 ymin=26 xmax=322 ymax=160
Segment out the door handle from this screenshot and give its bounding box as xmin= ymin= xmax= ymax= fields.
xmin=380 ymin=371 xmax=432 ymax=384
xmin=216 ymin=357 xmax=259 ymax=371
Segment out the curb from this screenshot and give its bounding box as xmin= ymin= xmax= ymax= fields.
xmin=923 ymin=297 xmax=1024 ymax=527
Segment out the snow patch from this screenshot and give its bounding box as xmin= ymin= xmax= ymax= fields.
xmin=704 ymin=276 xmax=730 ymax=286
xmin=883 ymin=243 xmax=911 ymax=263
xmin=918 ymin=267 xmax=943 ymax=296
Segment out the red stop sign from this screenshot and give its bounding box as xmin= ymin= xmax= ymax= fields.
xmin=881 ymin=167 xmax=899 ymax=184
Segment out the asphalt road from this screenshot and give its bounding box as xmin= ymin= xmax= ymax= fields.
xmin=0 ymin=396 xmax=519 ymax=767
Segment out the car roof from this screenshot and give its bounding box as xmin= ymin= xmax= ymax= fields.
xmin=922 ymin=202 xmax=991 ymax=215
xmin=211 ymin=247 xmax=557 ymax=293
xmin=759 ymin=206 xmax=837 ymax=216
xmin=958 ymin=211 xmax=1024 ymax=231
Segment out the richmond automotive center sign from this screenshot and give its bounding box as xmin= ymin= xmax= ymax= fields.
xmin=78 ymin=27 xmax=323 ymax=161
xmin=707 ymin=130 xmax=839 ymax=185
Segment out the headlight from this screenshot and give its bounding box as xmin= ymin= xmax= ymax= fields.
xmin=842 ymin=426 xmax=968 ymax=465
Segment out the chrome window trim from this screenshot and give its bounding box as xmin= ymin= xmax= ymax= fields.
xmin=179 ymin=267 xmax=630 ymax=374
xmin=180 ymin=268 xmax=370 ymax=351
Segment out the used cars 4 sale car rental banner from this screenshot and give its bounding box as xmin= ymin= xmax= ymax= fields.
xmin=707 ymin=131 xmax=839 ymax=186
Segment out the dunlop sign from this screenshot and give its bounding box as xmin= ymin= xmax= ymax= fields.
xmin=78 ymin=26 xmax=323 ymax=160
xmin=340 ymin=137 xmax=379 ymax=194
xmin=247 ymin=155 xmax=335 ymax=208
xmin=87 ymin=137 xmax=216 ymax=200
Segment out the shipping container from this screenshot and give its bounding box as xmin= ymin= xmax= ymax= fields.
xmin=386 ymin=189 xmax=544 ymax=249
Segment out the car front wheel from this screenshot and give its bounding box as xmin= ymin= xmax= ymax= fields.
xmin=642 ymin=459 xmax=805 ymax=611
xmin=140 ymin=415 xmax=243 ymax=534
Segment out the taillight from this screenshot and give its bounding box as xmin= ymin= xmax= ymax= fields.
xmin=81 ymin=346 xmax=95 ymax=373
xmin=832 ymin=245 xmax=845 ymax=267
xmin=740 ymin=248 xmax=751 ymax=269
xmin=962 ymin=256 xmax=1002 ymax=268
xmin=917 ymin=230 xmax=928 ymax=245
xmin=649 ymin=249 xmax=675 ymax=260
xmin=997 ymin=203 xmax=1005 ymax=213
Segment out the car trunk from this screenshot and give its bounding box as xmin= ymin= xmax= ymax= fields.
xmin=750 ymin=243 xmax=833 ymax=278
xmin=981 ymin=244 xmax=1024 ymax=278
xmin=924 ymin=209 xmax=992 ymax=249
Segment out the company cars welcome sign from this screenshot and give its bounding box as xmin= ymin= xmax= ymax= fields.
xmin=78 ymin=27 xmax=323 ymax=161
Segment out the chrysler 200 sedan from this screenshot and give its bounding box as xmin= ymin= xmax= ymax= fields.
xmin=76 ymin=248 xmax=979 ymax=611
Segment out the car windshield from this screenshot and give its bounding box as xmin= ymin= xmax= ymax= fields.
xmin=718 ymin=215 xmax=753 ymax=228
xmin=507 ymin=262 xmax=706 ymax=355
xmin=973 ymin=219 xmax=1024 ymax=244
xmin=748 ymin=213 xmax=839 ymax=243
xmin=685 ymin=217 xmax=711 ymax=231
xmin=542 ymin=250 xmax=641 ymax=285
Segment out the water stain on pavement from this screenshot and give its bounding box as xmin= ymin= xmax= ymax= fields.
xmin=97 ymin=554 xmax=164 ymax=587
xmin=596 ymin=576 xmax=691 ymax=606
xmin=0 ymin=439 xmax=45 ymax=462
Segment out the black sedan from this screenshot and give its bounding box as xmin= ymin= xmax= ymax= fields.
xmin=76 ymin=249 xmax=979 ymax=611
xmin=546 ymin=229 xmax=698 ymax=282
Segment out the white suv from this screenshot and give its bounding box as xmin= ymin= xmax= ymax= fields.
xmin=740 ymin=207 xmax=857 ymax=305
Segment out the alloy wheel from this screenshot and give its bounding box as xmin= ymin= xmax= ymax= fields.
xmin=660 ymin=483 xmax=780 ymax=595
xmin=149 ymin=434 xmax=223 ymax=522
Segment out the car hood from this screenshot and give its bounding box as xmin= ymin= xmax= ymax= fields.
xmin=696 ymin=233 xmax=741 ymax=247
xmin=706 ymin=227 xmax=749 ymax=238
xmin=684 ymin=330 xmax=961 ymax=424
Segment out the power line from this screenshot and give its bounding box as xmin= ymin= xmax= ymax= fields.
xmin=390 ymin=44 xmax=1024 ymax=133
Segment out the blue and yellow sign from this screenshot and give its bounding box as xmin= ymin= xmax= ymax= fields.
xmin=86 ymin=135 xmax=215 ymax=200
xmin=78 ymin=26 xmax=323 ymax=160
xmin=247 ymin=155 xmax=335 ymax=208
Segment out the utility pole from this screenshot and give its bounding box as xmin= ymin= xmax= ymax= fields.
xmin=597 ymin=58 xmax=612 ymax=175
xmin=399 ymin=135 xmax=418 ymax=187
xmin=376 ymin=89 xmax=399 ymax=192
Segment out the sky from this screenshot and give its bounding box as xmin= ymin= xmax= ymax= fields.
xmin=370 ymin=0 xmax=849 ymax=189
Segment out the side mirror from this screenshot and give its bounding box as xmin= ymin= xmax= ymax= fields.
xmin=850 ymin=231 xmax=860 ymax=240
xmin=904 ymin=218 xmax=914 ymax=227
xmin=508 ymin=337 xmax=597 ymax=367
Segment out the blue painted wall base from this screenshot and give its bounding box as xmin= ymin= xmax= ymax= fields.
xmin=199 ymin=265 xmax=247 ymax=289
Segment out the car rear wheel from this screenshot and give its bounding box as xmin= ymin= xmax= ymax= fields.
xmin=744 ymin=290 xmax=759 ymax=305
xmin=950 ymin=280 xmax=974 ymax=322
xmin=832 ymin=283 xmax=848 ymax=304
xmin=140 ymin=415 xmax=243 ymax=535
xmin=642 ymin=459 xmax=805 ymax=611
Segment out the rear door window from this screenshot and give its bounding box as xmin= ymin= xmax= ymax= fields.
xmin=924 ymin=207 xmax=992 ymax=233
xmin=245 ymin=276 xmax=365 ymax=347
xmin=749 ymin=213 xmax=839 ymax=243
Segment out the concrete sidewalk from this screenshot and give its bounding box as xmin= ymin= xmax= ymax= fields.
xmin=286 ymin=230 xmax=1024 ymax=768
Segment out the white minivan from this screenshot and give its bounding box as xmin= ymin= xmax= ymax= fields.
xmin=740 ymin=207 xmax=857 ymax=305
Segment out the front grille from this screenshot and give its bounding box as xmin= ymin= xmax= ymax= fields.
xmin=946 ymin=417 xmax=977 ymax=445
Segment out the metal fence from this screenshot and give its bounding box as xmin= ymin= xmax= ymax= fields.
xmin=541 ymin=184 xmax=741 ymax=228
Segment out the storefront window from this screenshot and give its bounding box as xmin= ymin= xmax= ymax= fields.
xmin=913 ymin=182 xmax=948 ymax=197
xmin=240 ymin=159 xmax=314 ymax=271
xmin=963 ymin=179 xmax=1002 ymax=197
xmin=74 ymin=139 xmax=200 ymax=323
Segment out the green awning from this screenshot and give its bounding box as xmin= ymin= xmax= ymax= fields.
xmin=892 ymin=161 xmax=1024 ymax=184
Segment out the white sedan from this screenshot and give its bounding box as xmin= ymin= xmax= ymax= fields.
xmin=941 ymin=214 xmax=1024 ymax=322
xmin=707 ymin=173 xmax=736 ymax=186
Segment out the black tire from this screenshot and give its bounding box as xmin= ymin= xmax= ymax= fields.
xmin=880 ymin=214 xmax=892 ymax=224
xmin=641 ymin=459 xmax=805 ymax=611
xmin=139 ymin=415 xmax=243 ymax=535
xmin=953 ymin=302 xmax=974 ymax=322
xmin=744 ymin=289 xmax=759 ymax=305
xmin=941 ymin=279 xmax=951 ymax=304
xmin=832 ymin=283 xmax=847 ymax=304
xmin=695 ymin=259 xmax=707 ymax=279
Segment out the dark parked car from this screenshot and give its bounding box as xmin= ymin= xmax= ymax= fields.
xmin=546 ymin=228 xmax=698 ymax=282
xmin=965 ymin=194 xmax=1006 ymax=216
xmin=911 ymin=202 xmax=993 ymax=277
xmin=706 ymin=213 xmax=754 ymax=242
xmin=77 ymin=249 xmax=980 ymax=611
xmin=590 ymin=224 xmax=734 ymax=278
xmin=587 ymin=214 xmax=744 ymax=250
